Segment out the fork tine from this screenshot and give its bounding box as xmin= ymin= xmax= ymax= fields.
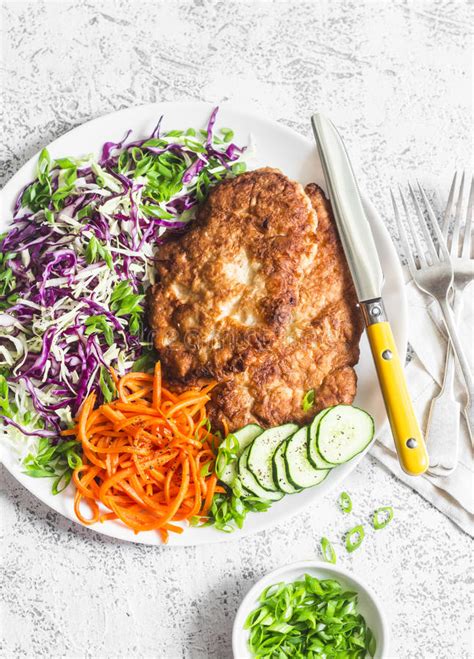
xmin=391 ymin=189 xmax=418 ymax=275
xmin=417 ymin=182 xmax=451 ymax=261
xmin=441 ymin=171 xmax=457 ymax=239
xmin=398 ymin=185 xmax=427 ymax=268
xmin=461 ymin=175 xmax=473 ymax=258
xmin=398 ymin=184 xmax=427 ymax=267
xmin=451 ymin=171 xmax=465 ymax=257
xmin=408 ymin=183 xmax=439 ymax=263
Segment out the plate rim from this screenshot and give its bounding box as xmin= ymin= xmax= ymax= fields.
xmin=0 ymin=101 xmax=407 ymax=546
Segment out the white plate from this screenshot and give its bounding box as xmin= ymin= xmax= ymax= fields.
xmin=232 ymin=560 xmax=390 ymax=658
xmin=0 ymin=102 xmax=407 ymax=545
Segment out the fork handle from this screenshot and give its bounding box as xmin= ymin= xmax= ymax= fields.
xmin=363 ymin=302 xmax=428 ymax=475
xmin=438 ymin=296 xmax=474 ymax=429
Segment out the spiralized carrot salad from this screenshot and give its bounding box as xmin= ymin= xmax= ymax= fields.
xmin=66 ymin=363 xmax=224 ymax=543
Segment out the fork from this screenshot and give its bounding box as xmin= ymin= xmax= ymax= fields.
xmin=391 ymin=183 xmax=474 ymax=456
xmin=426 ymin=173 xmax=474 ymax=475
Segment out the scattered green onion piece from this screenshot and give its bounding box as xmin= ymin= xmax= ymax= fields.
xmin=54 ymin=157 xmax=77 ymax=169
xmin=132 ymin=347 xmax=158 ymax=373
xmin=373 ymin=506 xmax=394 ymax=530
xmin=301 ymin=388 xmax=315 ymax=412
xmin=77 ymin=204 xmax=92 ymax=220
xmin=199 ymin=462 xmax=212 ymax=478
xmin=345 ymin=525 xmax=365 ymax=553
xmin=99 ymin=366 xmax=116 ymax=404
xmin=215 ymin=433 xmax=239 ymax=479
xmin=320 ymin=536 xmax=337 ymax=564
xmin=231 ymin=161 xmax=246 ymax=175
xmin=338 ymin=491 xmax=353 ymax=513
xmin=37 ymin=148 xmax=51 ymax=184
xmin=0 ymin=374 xmax=12 ymax=416
xmin=220 ymin=127 xmax=234 ymax=142
xmin=194 ymin=416 xmax=212 ymax=443
xmin=44 ymin=209 xmax=55 ymax=223
xmin=85 ymin=315 xmax=114 ymax=346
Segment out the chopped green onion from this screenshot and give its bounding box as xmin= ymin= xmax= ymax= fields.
xmin=0 ymin=374 xmax=12 ymax=417
xmin=244 ymin=573 xmax=376 ymax=657
xmin=54 ymin=157 xmax=77 ymax=169
xmin=373 ymin=506 xmax=394 ymax=530
xmin=109 ymin=280 xmax=144 ymax=336
xmin=99 ymin=366 xmax=116 ymax=403
xmin=44 ymin=209 xmax=55 ymax=223
xmin=85 ymin=235 xmax=113 ymax=269
xmin=23 ymin=437 xmax=82 ymax=494
xmin=85 ymin=315 xmax=114 ymax=346
xmin=345 ymin=525 xmax=365 ymax=553
xmin=301 ymin=388 xmax=315 ymax=412
xmin=220 ymin=127 xmax=234 ymax=142
xmin=231 ymin=161 xmax=246 ymax=175
xmin=205 ymin=493 xmax=271 ymax=532
xmin=215 ymin=432 xmax=239 ymax=479
xmin=37 ymin=148 xmax=51 ymax=184
xmin=338 ymin=491 xmax=353 ymax=513
xmin=194 ymin=416 xmax=212 ymax=443
xmin=199 ymin=462 xmax=212 ymax=478
xmin=321 ymin=536 xmax=337 ymax=564
xmin=132 ymin=347 xmax=158 ymax=373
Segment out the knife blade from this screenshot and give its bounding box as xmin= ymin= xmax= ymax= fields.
xmin=311 ymin=114 xmax=383 ymax=302
xmin=311 ymin=112 xmax=428 ymax=476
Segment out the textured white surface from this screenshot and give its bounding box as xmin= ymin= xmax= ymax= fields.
xmin=0 ymin=1 xmax=473 ymax=658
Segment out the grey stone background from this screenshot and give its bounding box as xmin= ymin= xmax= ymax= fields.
xmin=0 ymin=1 xmax=472 ymax=658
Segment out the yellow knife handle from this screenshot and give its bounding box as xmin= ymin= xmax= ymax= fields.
xmin=363 ymin=307 xmax=428 ymax=475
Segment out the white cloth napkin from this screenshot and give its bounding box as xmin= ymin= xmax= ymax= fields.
xmin=370 ymin=268 xmax=474 ymax=537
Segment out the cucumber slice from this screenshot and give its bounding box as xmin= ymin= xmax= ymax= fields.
xmin=247 ymin=423 xmax=298 ymax=491
xmin=285 ymin=426 xmax=330 ymax=489
xmin=219 ymin=424 xmax=263 ymax=487
xmin=238 ymin=446 xmax=283 ymax=501
xmin=272 ymin=439 xmax=301 ymax=494
xmin=317 ymin=405 xmax=374 ymax=464
xmin=308 ymin=408 xmax=335 ymax=469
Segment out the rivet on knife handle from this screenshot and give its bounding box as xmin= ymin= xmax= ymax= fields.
xmin=362 ymin=299 xmax=428 ymax=475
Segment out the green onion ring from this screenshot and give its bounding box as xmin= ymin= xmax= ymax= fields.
xmin=338 ymin=491 xmax=353 ymax=513
xmin=345 ymin=525 xmax=365 ymax=553
xmin=321 ymin=536 xmax=337 ymax=563
xmin=373 ymin=506 xmax=394 ymax=530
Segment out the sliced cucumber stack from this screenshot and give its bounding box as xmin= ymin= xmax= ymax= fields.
xmin=285 ymin=426 xmax=330 ymax=489
xmin=247 ymin=423 xmax=298 ymax=492
xmin=219 ymin=424 xmax=262 ymax=488
xmin=308 ymin=409 xmax=335 ymax=469
xmin=238 ymin=445 xmax=284 ymax=501
xmin=216 ymin=404 xmax=374 ymax=508
xmin=317 ymin=405 xmax=374 ymax=464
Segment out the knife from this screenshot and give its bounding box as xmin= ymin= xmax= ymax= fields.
xmin=311 ymin=113 xmax=428 ymax=476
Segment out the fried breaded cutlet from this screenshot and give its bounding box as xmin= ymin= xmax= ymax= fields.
xmin=148 ymin=168 xmax=318 ymax=379
xmin=147 ymin=168 xmax=364 ymax=431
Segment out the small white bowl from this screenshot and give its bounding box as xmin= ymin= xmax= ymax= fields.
xmin=232 ymin=560 xmax=390 ymax=659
